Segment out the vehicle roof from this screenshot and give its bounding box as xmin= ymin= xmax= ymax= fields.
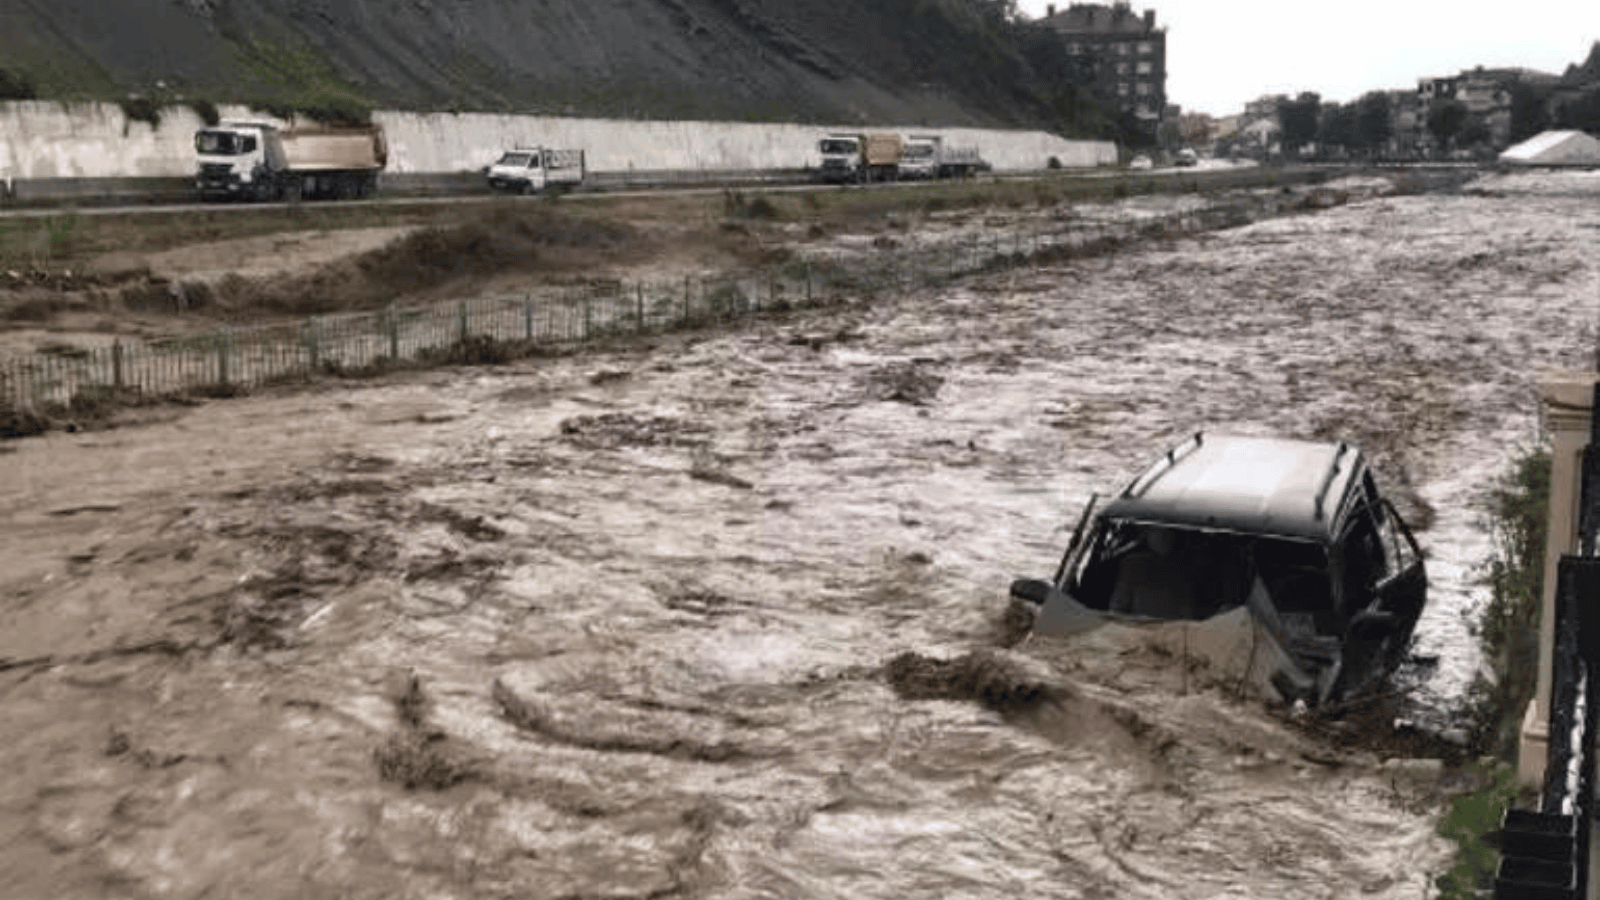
xmin=1098 ymin=434 xmax=1365 ymax=541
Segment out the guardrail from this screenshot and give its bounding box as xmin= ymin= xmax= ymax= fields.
xmin=1495 ymin=382 xmax=1600 ymax=900
xmin=0 ymin=197 xmax=1282 ymax=420
xmin=0 ymin=167 xmax=894 ymax=208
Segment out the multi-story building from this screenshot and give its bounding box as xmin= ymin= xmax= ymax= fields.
xmin=1242 ymin=94 xmax=1287 ymax=122
xmin=1417 ymin=66 xmax=1559 ymax=152
xmin=1039 ymin=2 xmax=1167 ymax=138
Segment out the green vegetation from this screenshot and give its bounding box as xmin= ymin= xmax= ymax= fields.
xmin=1464 ymin=446 xmax=1550 ymax=760
xmin=225 ymin=32 xmax=372 ymax=125
xmin=188 ymin=98 xmax=221 ymax=127
xmin=1436 ymin=761 xmax=1521 ymax=899
xmin=1431 ymin=446 xmax=1549 ymax=899
xmin=0 ymin=67 xmax=36 ymax=100
xmin=118 ymin=97 xmax=162 ymax=130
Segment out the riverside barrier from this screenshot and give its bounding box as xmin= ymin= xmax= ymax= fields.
xmin=1494 ymin=380 xmax=1600 ymax=900
xmin=0 ymin=168 xmax=825 ymax=207
xmin=0 ymin=199 xmax=1276 ymax=418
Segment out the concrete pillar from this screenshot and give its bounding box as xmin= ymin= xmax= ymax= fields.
xmin=1521 ymin=372 xmax=1599 ymax=789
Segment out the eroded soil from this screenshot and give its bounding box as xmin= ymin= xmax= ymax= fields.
xmin=3 ymin=171 xmax=1600 ymax=898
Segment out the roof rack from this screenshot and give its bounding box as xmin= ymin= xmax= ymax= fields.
xmin=1312 ymin=441 xmax=1351 ymax=520
xmin=1124 ymin=432 xmax=1203 ymax=498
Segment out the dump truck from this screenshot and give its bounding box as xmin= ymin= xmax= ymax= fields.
xmin=485 ymin=147 xmax=586 ymax=194
xmin=194 ymin=121 xmax=386 ymax=201
xmin=899 ymin=134 xmax=986 ymax=179
xmin=816 ymin=132 xmax=905 ymax=183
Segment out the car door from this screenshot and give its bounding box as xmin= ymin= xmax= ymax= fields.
xmin=1331 ymin=482 xmax=1427 ymax=697
xmin=1372 ymin=497 xmax=1426 ymax=634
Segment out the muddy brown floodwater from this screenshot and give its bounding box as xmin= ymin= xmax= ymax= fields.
xmin=4 ymin=170 xmax=1600 ymax=899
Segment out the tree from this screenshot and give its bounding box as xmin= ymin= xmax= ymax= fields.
xmin=1355 ymin=91 xmax=1393 ymax=156
xmin=1509 ymin=81 xmax=1553 ymax=143
xmin=1556 ymin=87 xmax=1600 ymax=135
xmin=1316 ymin=102 xmax=1358 ymax=157
xmin=1427 ymin=99 xmax=1468 ymax=156
xmin=1277 ymin=92 xmax=1321 ymax=157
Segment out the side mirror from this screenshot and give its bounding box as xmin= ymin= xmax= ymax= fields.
xmin=1010 ymin=578 xmax=1053 ymax=606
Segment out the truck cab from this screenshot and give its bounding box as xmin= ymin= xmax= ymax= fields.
xmin=899 ymin=135 xmax=941 ymax=180
xmin=194 ymin=122 xmax=286 ymax=201
xmin=817 ymin=134 xmax=864 ymax=183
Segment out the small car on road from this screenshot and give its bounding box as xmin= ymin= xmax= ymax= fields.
xmin=1009 ymin=433 xmax=1427 ymax=706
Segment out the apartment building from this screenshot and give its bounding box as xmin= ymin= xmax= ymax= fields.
xmin=1039 ymin=2 xmax=1167 ymax=137
xmin=1418 ymin=66 xmax=1559 ymax=150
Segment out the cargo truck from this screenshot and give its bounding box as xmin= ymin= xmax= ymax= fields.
xmin=816 ymin=132 xmax=904 ymax=183
xmin=485 ymin=147 xmax=586 ymax=194
xmin=899 ymin=134 xmax=986 ymax=179
xmin=194 ymin=121 xmax=386 ymax=201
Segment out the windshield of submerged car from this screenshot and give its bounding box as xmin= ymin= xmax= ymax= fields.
xmin=1069 ymin=519 xmax=1333 ymax=624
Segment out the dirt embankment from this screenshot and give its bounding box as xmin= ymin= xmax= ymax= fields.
xmin=1 ymin=170 xmax=1598 ymax=898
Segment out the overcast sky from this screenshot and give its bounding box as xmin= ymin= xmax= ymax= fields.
xmin=1014 ymin=0 xmax=1600 ymax=117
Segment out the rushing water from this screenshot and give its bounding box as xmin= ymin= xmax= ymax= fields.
xmin=2 ymin=173 xmax=1599 ymax=898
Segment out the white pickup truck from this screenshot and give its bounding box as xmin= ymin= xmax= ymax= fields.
xmin=486 ymin=147 xmax=586 ymax=194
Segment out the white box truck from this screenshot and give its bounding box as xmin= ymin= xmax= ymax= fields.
xmin=900 ymin=135 xmax=986 ymax=179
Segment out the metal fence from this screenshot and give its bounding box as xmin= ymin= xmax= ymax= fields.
xmin=1495 ymin=383 xmax=1600 ymax=900
xmin=0 ymin=198 xmax=1280 ymax=414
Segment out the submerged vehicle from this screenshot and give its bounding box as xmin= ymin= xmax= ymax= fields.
xmin=1009 ymin=433 xmax=1427 ymax=706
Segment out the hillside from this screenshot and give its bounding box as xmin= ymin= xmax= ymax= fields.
xmin=0 ymin=0 xmax=1108 ymax=134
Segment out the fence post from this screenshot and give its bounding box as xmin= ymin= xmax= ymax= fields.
xmin=636 ymin=283 xmax=645 ymax=333
xmin=387 ymin=304 xmax=400 ymax=359
xmin=305 ymin=316 xmax=321 ymax=377
xmin=112 ymin=341 xmax=123 ymax=389
xmin=458 ymin=301 xmax=469 ymax=344
xmin=216 ymin=327 xmax=231 ymax=387
xmin=583 ymin=295 xmax=592 ymax=339
xmin=524 ymin=295 xmax=533 ymax=340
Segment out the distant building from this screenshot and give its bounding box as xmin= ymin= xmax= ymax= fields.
xmin=1418 ymin=66 xmax=1560 ymax=153
xmin=1242 ymin=94 xmax=1287 ymax=122
xmin=1039 ymin=2 xmax=1167 ymax=139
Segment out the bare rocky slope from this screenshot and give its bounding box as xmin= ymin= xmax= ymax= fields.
xmin=0 ymin=0 xmax=1086 ymax=129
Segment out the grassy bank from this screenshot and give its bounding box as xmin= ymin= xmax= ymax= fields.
xmin=1435 ymin=445 xmax=1550 ymax=898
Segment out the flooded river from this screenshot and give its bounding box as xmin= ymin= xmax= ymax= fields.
xmin=3 ymin=171 xmax=1599 ymax=898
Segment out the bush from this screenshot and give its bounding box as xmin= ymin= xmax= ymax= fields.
xmin=1462 ymin=446 xmax=1549 ymax=759
xmin=119 ymin=97 xmax=162 ymax=130
xmin=0 ymin=67 xmax=36 ymax=100
xmin=189 ymin=98 xmax=221 ymax=126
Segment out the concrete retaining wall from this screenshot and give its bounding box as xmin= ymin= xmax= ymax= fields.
xmin=0 ymin=101 xmax=1117 ymax=184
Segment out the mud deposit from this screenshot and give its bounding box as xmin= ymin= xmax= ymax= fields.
xmin=4 ymin=171 xmax=1600 ymax=898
